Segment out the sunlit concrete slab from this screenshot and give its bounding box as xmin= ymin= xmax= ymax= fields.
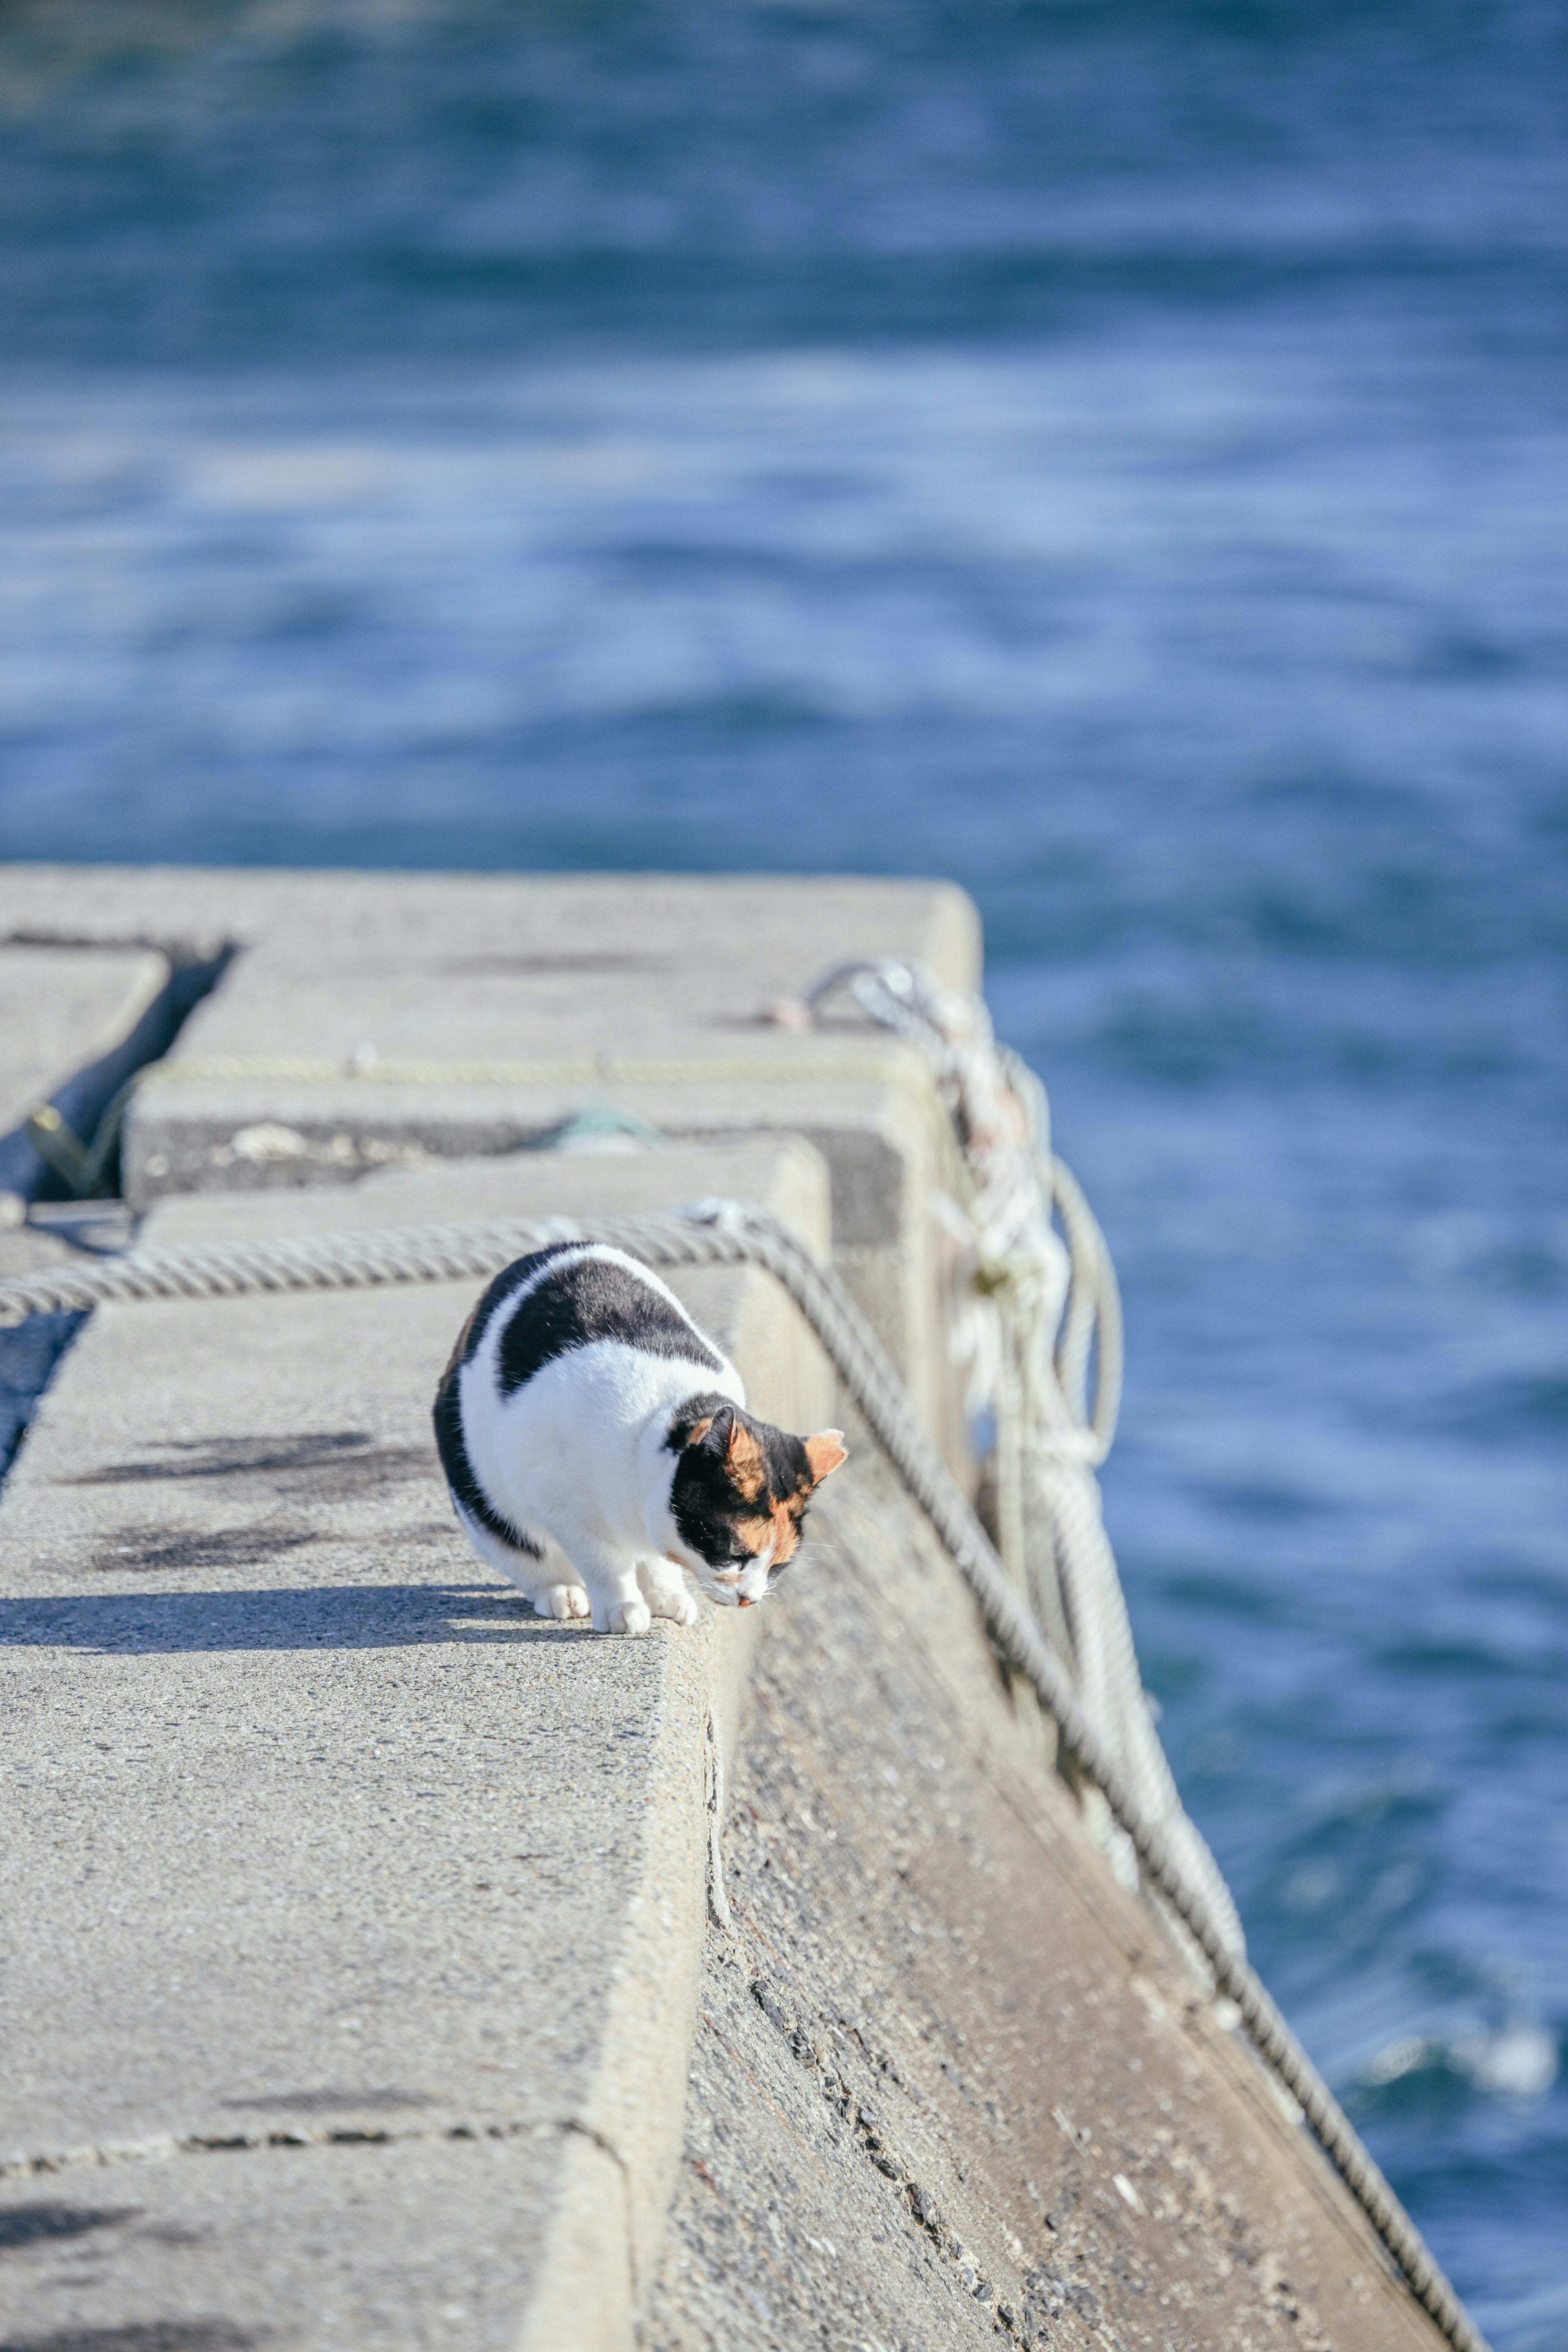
xmin=0 ymin=1140 xmax=831 ymax=2352
xmin=0 ymin=866 xmax=979 ymax=1455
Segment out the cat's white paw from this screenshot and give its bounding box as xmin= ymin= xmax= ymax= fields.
xmin=638 ymin=1559 xmax=700 ymax=1626
xmin=534 ymin=1582 xmax=591 ymax=1621
xmin=648 ymin=1586 xmax=700 ymax=1626
xmin=601 ymin=1596 xmax=652 ymax=1636
xmin=597 ymin=1599 xmax=653 ymax=1637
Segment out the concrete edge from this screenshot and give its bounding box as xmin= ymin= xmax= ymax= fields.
xmin=517 ymin=1607 xmax=765 ymax=2352
xmin=0 ymin=866 xmax=983 ymax=975
xmin=517 ymin=1176 xmax=836 ymax=2352
xmin=0 ymin=945 xmax=170 ymax=1160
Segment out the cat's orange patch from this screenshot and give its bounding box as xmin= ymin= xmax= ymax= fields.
xmin=725 ymin=1419 xmax=766 ymax=1501
xmin=685 ymin=1415 xmax=715 ymax=1447
xmin=802 ymin=1430 xmax=848 ymax=1486
xmin=732 ymin=1499 xmax=802 ymax=1563
xmin=770 ymin=1499 xmax=803 ymax=1563
xmin=734 ymin=1499 xmax=803 ymax=1563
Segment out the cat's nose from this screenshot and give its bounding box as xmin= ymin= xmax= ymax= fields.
xmin=736 ymin=1595 xmax=754 ymax=1608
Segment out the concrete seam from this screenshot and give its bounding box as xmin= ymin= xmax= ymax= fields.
xmin=743 ymin=1974 xmax=1022 ymax=2330
xmin=559 ymin=2115 xmax=631 ymax=2178
xmin=560 ymin=2116 xmax=639 ymax=2317
xmin=0 ymin=2117 xmax=554 ymax=2179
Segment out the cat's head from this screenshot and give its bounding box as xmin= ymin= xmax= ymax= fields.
xmin=666 ymin=1399 xmax=847 ymax=1608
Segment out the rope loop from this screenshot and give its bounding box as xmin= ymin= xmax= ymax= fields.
xmin=794 ymin=961 xmax=1241 ymax=1952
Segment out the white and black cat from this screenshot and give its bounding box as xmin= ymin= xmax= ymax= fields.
xmin=433 ymin=1241 xmax=847 ymax=1635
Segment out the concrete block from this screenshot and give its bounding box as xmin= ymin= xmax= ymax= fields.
xmin=645 ymin=1437 xmax=1450 ymax=2352
xmin=0 ymin=1140 xmax=832 ymax=2352
xmin=0 ymin=866 xmax=980 ymax=1455
xmin=0 ymin=942 xmax=169 ymax=1203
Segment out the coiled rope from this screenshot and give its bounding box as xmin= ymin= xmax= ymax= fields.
xmin=791 ymin=960 xmax=1244 ymax=1955
xmin=0 ymin=1198 xmax=1486 ymax=2352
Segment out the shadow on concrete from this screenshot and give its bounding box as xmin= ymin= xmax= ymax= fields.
xmin=1 ymin=1314 xmax=89 ymax=1483
xmin=0 ymin=2205 xmax=142 ymax=2252
xmin=68 ymin=1434 xmax=434 ymax=1496
xmin=0 ymin=1584 xmax=585 ymax=1653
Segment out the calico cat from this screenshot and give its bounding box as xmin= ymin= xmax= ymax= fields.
xmin=433 ymin=1241 xmax=847 ymax=1635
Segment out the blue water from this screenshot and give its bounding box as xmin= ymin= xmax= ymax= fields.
xmin=2 ymin=0 xmax=1566 ymax=2333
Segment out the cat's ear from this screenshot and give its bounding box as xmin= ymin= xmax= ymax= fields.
xmin=802 ymin=1430 xmax=848 ymax=1486
xmin=686 ymin=1405 xmax=734 ymax=1452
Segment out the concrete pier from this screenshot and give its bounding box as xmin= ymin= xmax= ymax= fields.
xmin=0 ymin=869 xmax=1447 ymax=2352
xmin=1 ymin=1142 xmax=828 ymax=2350
xmin=1 ymin=867 xmax=978 ymax=1468
xmin=647 ymin=1439 xmax=1445 ymax=2352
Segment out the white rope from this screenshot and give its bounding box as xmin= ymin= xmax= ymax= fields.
xmin=795 ymin=960 xmax=1243 ymax=1955
xmin=0 ymin=1199 xmax=1487 ymax=2352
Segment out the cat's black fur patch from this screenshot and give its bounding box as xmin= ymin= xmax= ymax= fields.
xmin=492 ymin=1249 xmax=722 ymax=1397
xmin=443 ymin=1243 xmax=582 ymax=1378
xmin=430 ymin=1247 xmax=586 ymax=1561
xmin=666 ymin=1399 xmax=814 ymax=1576
xmin=432 ymin=1244 xmax=720 ymax=1559
xmin=432 ymin=1368 xmax=543 ymax=1559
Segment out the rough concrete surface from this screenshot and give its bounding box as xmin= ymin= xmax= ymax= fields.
xmin=0 ymin=1209 xmax=136 ymax=1474
xmin=0 ymin=944 xmax=169 ymax=1139
xmin=0 ymin=869 xmax=978 ymax=1207
xmin=0 ymin=873 xmax=979 ymax=1027
xmin=0 ymin=1143 xmax=831 ymax=2352
xmin=0 ymin=866 xmax=978 ymax=1459
xmin=0 ymin=866 xmax=1450 ymax=2352
xmin=643 ymin=1434 xmax=1447 ymax=2352
xmin=0 ymin=943 xmax=173 ymax=1211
